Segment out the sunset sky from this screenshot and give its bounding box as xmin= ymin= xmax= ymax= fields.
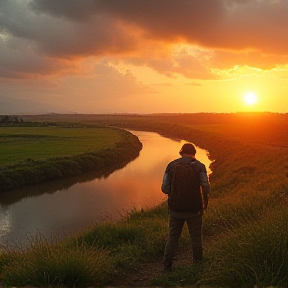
xmin=1 ymin=0 xmax=288 ymax=114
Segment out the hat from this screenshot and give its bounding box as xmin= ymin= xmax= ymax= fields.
xmin=179 ymin=143 xmax=196 ymax=156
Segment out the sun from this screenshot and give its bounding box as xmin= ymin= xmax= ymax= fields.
xmin=243 ymin=92 xmax=258 ymax=106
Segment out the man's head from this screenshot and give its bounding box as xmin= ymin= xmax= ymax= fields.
xmin=179 ymin=143 xmax=196 ymax=156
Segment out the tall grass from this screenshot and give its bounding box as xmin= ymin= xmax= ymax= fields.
xmin=78 ymin=205 xmax=169 ymax=269
xmin=201 ymin=206 xmax=288 ymax=288
xmin=0 ymin=234 xmax=112 ymax=287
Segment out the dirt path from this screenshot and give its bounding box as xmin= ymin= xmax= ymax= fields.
xmin=107 ymin=246 xmax=194 ymax=287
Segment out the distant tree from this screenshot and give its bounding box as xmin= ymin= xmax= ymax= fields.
xmin=0 ymin=115 xmax=10 ymax=123
xmin=0 ymin=115 xmax=24 ymax=124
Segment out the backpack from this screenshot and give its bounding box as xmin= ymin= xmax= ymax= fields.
xmin=169 ymin=162 xmax=203 ymax=213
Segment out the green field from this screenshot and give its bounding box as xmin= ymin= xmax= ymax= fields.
xmin=0 ymin=126 xmax=122 ymax=166
xmin=0 ymin=124 xmax=142 ymax=192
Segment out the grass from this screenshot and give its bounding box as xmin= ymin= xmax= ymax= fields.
xmin=0 ymin=234 xmax=112 ymax=287
xmin=1 ymin=113 xmax=288 ymax=287
xmin=201 ymin=207 xmax=288 ymax=288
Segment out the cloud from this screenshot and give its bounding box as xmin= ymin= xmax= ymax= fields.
xmin=29 ymin=0 xmax=288 ymax=54
xmin=92 ymin=60 xmax=154 ymax=97
xmin=0 ymin=60 xmax=154 ymax=114
xmin=0 ymin=0 xmax=288 ymax=81
xmin=211 ymin=50 xmax=288 ymax=70
xmin=110 ymin=45 xmax=219 ymax=80
xmin=0 ymin=37 xmax=71 ymax=78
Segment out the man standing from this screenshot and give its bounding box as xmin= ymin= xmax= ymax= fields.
xmin=161 ymin=142 xmax=210 ymax=272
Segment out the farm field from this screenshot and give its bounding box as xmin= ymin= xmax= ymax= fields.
xmin=0 ymin=126 xmax=122 ymax=166
xmin=0 ymin=124 xmax=142 ymax=192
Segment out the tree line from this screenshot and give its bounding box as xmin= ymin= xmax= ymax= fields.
xmin=0 ymin=115 xmax=24 ymax=123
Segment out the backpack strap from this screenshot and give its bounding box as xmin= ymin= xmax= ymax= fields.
xmin=189 ymin=160 xmax=200 ymax=179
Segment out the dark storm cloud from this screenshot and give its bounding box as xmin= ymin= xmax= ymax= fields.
xmin=29 ymin=0 xmax=288 ymax=54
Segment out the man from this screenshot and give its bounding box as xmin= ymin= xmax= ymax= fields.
xmin=161 ymin=142 xmax=210 ymax=272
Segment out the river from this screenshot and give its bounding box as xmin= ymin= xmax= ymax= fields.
xmin=0 ymin=130 xmax=212 ymax=247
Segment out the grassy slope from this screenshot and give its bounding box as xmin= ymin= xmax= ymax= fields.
xmin=1 ymin=112 xmax=288 ymax=287
xmin=80 ymin=113 xmax=288 ymax=287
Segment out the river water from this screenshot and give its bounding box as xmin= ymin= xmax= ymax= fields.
xmin=0 ymin=130 xmax=212 ymax=247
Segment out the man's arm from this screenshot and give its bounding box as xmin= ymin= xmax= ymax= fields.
xmin=161 ymin=171 xmax=171 ymax=194
xmin=199 ymin=171 xmax=210 ymax=209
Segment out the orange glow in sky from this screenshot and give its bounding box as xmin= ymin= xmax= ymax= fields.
xmin=0 ymin=1 xmax=288 ymax=114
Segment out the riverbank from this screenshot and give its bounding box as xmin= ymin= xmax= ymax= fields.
xmin=1 ymin=113 xmax=288 ymax=287
xmin=0 ymin=123 xmax=142 ymax=192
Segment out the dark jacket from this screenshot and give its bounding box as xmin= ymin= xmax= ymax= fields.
xmin=161 ymin=155 xmax=210 ymax=213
